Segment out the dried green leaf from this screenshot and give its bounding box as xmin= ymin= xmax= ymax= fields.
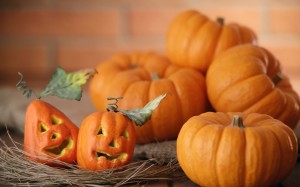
xmin=119 ymin=93 xmax=167 ymax=126
xmin=38 ymin=67 xmax=96 ymax=100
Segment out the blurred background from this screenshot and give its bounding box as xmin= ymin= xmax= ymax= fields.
xmin=1 ymin=2 xmax=300 ymax=185
xmin=0 ymin=0 xmax=299 ymax=94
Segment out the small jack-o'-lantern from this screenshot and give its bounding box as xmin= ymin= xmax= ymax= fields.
xmin=77 ymin=111 xmax=136 ymax=171
xmin=77 ymin=94 xmax=166 ymax=171
xmin=24 ymin=99 xmax=79 ymax=166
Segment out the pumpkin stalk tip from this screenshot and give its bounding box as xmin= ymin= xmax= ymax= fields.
xmin=106 ymin=97 xmax=123 ymax=112
xmin=16 ymin=72 xmax=36 ymax=99
xmin=230 ymin=115 xmax=245 ymax=128
xmin=216 ymin=17 xmax=225 ymax=26
xmin=271 ymin=73 xmax=283 ymax=86
xmin=151 ymin=72 xmax=160 ymax=80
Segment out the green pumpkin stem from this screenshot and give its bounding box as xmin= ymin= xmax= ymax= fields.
xmin=106 ymin=93 xmax=167 ymax=126
xmin=230 ymin=115 xmax=245 ymax=128
xmin=130 ymin=63 xmax=137 ymax=69
xmin=216 ymin=17 xmax=224 ymax=26
xmin=106 ymin=97 xmax=123 ymax=112
xmin=151 ymin=72 xmax=160 ymax=80
xmin=16 ymin=72 xmax=36 ymax=98
xmin=271 ymin=72 xmax=283 ymax=86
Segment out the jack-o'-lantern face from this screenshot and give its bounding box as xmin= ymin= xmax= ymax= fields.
xmin=77 ymin=111 xmax=136 ymax=171
xmin=24 ymin=100 xmax=79 ymax=166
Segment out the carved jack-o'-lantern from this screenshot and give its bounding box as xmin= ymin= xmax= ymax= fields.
xmin=77 ymin=94 xmax=166 ymax=171
xmin=24 ymin=99 xmax=79 ymax=166
xmin=77 ymin=111 xmax=136 ymax=171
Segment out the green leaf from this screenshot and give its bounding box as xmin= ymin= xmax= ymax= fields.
xmin=38 ymin=67 xmax=96 ymax=100
xmin=118 ymin=93 xmax=167 ymax=126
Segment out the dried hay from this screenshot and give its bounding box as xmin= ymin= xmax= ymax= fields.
xmin=0 ymin=130 xmax=186 ymax=186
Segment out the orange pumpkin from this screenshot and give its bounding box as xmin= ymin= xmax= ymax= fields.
xmin=206 ymin=44 xmax=300 ymax=129
xmin=89 ymin=52 xmax=208 ymax=144
xmin=166 ymin=10 xmax=257 ymax=73
xmin=24 ymin=99 xmax=79 ymax=166
xmin=77 ymin=111 xmax=136 ymax=171
xmin=77 ymin=94 xmax=166 ymax=171
xmin=177 ymin=112 xmax=298 ymax=187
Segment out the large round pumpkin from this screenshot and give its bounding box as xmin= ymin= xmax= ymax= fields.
xmin=177 ymin=112 xmax=298 ymax=187
xmin=206 ymin=44 xmax=300 ymax=129
xmin=166 ymin=10 xmax=257 ymax=73
xmin=89 ymin=52 xmax=208 ymax=144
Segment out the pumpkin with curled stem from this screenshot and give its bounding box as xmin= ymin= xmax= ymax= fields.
xmin=89 ymin=52 xmax=208 ymax=144
xmin=206 ymin=44 xmax=300 ymax=129
xmin=177 ymin=112 xmax=298 ymax=187
xmin=77 ymin=110 xmax=135 ymax=171
xmin=77 ymin=94 xmax=166 ymax=171
xmin=166 ymin=10 xmax=257 ymax=73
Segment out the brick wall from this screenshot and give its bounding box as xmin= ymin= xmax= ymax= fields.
xmin=0 ymin=0 xmax=299 ymax=94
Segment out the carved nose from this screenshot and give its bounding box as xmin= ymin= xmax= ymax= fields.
xmin=50 ymin=132 xmax=60 ymax=140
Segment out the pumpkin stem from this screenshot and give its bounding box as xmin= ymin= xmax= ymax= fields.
xmin=106 ymin=97 xmax=123 ymax=112
xmin=271 ymin=72 xmax=283 ymax=86
xmin=216 ymin=17 xmax=224 ymax=26
xmin=16 ymin=72 xmax=36 ymax=99
xmin=151 ymin=72 xmax=160 ymax=80
xmin=230 ymin=115 xmax=245 ymax=128
xmin=130 ymin=64 xmax=137 ymax=69
xmin=106 ymin=94 xmax=167 ymax=126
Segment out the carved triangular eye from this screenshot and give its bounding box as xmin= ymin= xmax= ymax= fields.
xmin=51 ymin=133 xmax=59 ymax=140
xmin=97 ymin=126 xmax=104 ymax=135
xmin=109 ymin=139 xmax=117 ymax=148
xmin=121 ymin=130 xmax=129 ymax=139
xmin=51 ymin=115 xmax=62 ymax=125
xmin=40 ymin=123 xmax=49 ymax=133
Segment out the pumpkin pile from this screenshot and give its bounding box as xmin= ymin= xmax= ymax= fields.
xmin=18 ymin=9 xmax=299 ymax=187
xmin=88 ymin=9 xmax=299 ymax=186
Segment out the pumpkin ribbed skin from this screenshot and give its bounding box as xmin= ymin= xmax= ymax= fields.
xmin=166 ymin=10 xmax=257 ymax=73
xmin=206 ymin=44 xmax=300 ymax=129
xmin=177 ymin=112 xmax=298 ymax=187
xmin=89 ymin=52 xmax=208 ymax=144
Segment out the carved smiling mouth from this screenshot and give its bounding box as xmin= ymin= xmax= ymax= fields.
xmin=96 ymin=152 xmax=128 ymax=162
xmin=44 ymin=137 xmax=73 ymax=156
